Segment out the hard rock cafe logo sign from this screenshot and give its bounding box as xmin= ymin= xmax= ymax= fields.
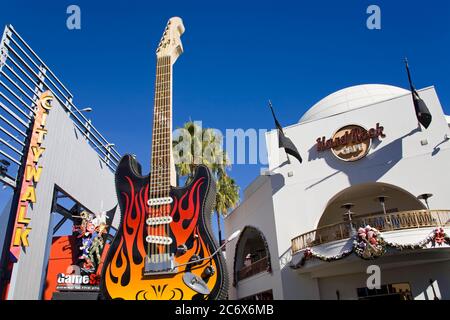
xmin=315 ymin=123 xmax=385 ymax=162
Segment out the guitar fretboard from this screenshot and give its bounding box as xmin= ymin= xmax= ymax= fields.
xmin=150 ymin=55 xmax=172 ymax=198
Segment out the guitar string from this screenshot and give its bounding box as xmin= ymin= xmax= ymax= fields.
xmin=157 ymin=56 xmax=166 ymax=263
xmin=165 ymin=55 xmax=172 ymax=261
xmin=148 ymin=55 xmax=157 ymax=263
xmin=155 ymin=56 xmax=161 ymax=263
xmin=154 ymin=56 xmax=160 ymax=264
xmin=159 ymin=55 xmax=166 ymax=261
xmin=160 ymin=55 xmax=170 ymax=262
xmin=163 ymin=57 xmax=167 ymax=261
xmin=167 ymin=54 xmax=172 ymax=260
xmin=154 ymin=55 xmax=165 ymax=263
xmin=158 ymin=56 xmax=167 ymax=262
xmin=150 ymin=55 xmax=174 ymax=265
xmin=148 ymin=56 xmax=155 ymax=263
xmin=150 ymin=55 xmax=161 ymax=263
xmin=166 ymin=55 xmax=172 ymax=261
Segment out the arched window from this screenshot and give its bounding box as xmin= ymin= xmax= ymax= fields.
xmin=233 ymin=226 xmax=271 ymax=286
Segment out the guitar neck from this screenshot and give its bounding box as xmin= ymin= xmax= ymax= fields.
xmin=150 ymin=55 xmax=175 ymax=197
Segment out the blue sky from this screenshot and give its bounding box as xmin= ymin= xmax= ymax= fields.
xmin=1 ymin=0 xmax=450 ymax=235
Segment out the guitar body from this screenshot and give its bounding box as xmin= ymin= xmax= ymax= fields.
xmin=101 ymin=155 xmax=228 ymax=300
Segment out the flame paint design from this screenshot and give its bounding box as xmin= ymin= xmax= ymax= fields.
xmin=103 ymin=176 xmax=218 ymax=300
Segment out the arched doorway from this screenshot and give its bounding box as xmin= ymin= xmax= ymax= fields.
xmin=317 ymin=182 xmax=426 ymax=228
xmin=233 ymin=226 xmax=271 ymax=285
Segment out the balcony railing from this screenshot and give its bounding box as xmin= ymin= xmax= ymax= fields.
xmin=291 ymin=210 xmax=450 ymax=254
xmin=237 ymin=256 xmax=269 ymax=282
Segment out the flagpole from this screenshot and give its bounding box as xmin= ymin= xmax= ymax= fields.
xmin=404 ymin=57 xmax=420 ymax=131
xmin=404 ymin=58 xmax=414 ymax=92
xmin=404 ymin=57 xmax=434 ymax=132
xmin=268 ymin=100 xmax=302 ymax=164
xmin=268 ymin=100 xmax=291 ymax=164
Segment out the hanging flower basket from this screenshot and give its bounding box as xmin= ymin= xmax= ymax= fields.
xmin=353 ymin=226 xmax=386 ymax=259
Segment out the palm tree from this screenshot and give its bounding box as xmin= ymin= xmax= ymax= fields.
xmin=172 ymin=121 xmax=240 ymax=244
xmin=215 ymin=174 xmax=239 ymax=244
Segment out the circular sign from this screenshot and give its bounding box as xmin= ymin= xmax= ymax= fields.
xmin=331 ymin=125 xmax=371 ymax=162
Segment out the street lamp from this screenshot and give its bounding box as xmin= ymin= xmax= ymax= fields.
xmin=375 ymin=195 xmax=391 ymax=228
xmin=341 ymin=203 xmax=356 ymax=236
xmin=73 ymin=107 xmax=93 ymax=115
xmin=71 ymin=108 xmax=93 ymax=138
xmin=417 ymin=193 xmax=433 ymax=210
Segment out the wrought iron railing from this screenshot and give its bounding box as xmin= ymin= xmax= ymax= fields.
xmin=291 ymin=210 xmax=450 ymax=254
xmin=236 ymin=256 xmax=269 ymax=281
xmin=0 ymin=24 xmax=121 ymax=189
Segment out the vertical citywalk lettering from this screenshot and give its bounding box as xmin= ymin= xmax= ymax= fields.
xmin=10 ymin=91 xmax=53 ymax=256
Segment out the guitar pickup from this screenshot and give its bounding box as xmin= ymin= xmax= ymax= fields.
xmin=147 ymin=197 xmax=173 ymax=206
xmin=146 ymin=216 xmax=173 ymax=226
xmin=145 ymin=235 xmax=173 ymax=245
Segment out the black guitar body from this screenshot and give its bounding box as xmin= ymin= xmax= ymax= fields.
xmin=101 ymin=155 xmax=228 ymax=300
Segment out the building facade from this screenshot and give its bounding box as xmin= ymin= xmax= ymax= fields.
xmin=225 ymin=84 xmax=450 ymax=300
xmin=0 ymin=25 xmax=121 ymax=300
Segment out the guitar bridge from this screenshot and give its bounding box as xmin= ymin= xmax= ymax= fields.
xmin=143 ymin=253 xmax=178 ymax=276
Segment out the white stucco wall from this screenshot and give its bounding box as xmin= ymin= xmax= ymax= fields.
xmin=224 ymin=176 xmax=284 ymax=299
xmin=317 ymin=259 xmax=450 ymax=300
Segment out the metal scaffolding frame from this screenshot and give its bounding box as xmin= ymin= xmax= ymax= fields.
xmin=0 ymin=24 xmax=121 ymax=190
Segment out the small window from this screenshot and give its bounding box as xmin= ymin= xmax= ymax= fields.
xmin=357 ymin=283 xmax=412 ymax=300
xmin=240 ymin=290 xmax=273 ymax=300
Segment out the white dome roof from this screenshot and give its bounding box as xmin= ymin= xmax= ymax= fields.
xmin=299 ymin=84 xmax=410 ymax=123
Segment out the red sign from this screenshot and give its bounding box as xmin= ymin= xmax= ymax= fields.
xmin=316 ymin=123 xmax=385 ymax=162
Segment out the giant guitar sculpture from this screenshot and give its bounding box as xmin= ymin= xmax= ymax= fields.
xmin=101 ymin=17 xmax=228 ymax=300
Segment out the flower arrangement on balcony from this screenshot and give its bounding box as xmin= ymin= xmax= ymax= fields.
xmin=434 ymin=227 xmax=449 ymax=246
xmin=292 ymin=226 xmax=450 ymax=268
xmin=354 ymin=226 xmax=385 ymax=259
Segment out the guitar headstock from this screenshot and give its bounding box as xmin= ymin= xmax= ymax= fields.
xmin=156 ymin=17 xmax=185 ymax=63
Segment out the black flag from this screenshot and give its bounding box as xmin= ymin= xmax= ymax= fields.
xmin=405 ymin=58 xmax=432 ymax=129
xmin=268 ymin=101 xmax=302 ymax=163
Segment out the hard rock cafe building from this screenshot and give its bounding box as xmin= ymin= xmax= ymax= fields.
xmin=225 ymin=84 xmax=450 ymax=300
